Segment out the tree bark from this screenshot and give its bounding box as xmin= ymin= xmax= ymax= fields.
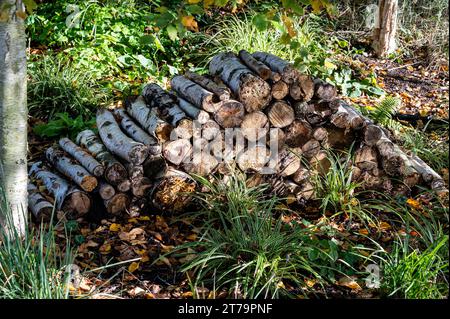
xmin=209 ymin=52 xmax=272 ymax=112
xmin=372 ymin=0 xmax=398 ymax=57
xmin=238 ymin=49 xmax=272 ymax=80
xmin=97 ymin=108 xmax=148 ymax=165
xmin=28 ymin=183 xmax=53 ymax=222
xmin=125 ymin=95 xmax=174 ymax=143
xmin=46 ymin=146 xmax=98 ymax=192
xmin=176 ymin=95 xmax=210 ymax=124
xmin=59 ymin=137 xmax=105 ymax=177
xmin=252 ymin=51 xmax=299 ymax=84
xmin=0 ymin=1 xmax=28 ymax=235
xmin=184 ymin=71 xmax=231 ymax=101
xmin=76 ymin=129 xmax=128 ymax=186
xmin=171 ymin=75 xmax=221 ymax=112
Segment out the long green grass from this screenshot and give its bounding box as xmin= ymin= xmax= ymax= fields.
xmin=0 ymin=186 xmax=75 ymax=299
xmin=28 ymin=54 xmax=111 ymax=119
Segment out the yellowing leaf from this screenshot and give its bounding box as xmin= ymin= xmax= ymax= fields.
xmin=337 ymin=276 xmax=362 ymax=291
xmin=203 ymin=0 xmax=215 ymax=8
xmin=109 ymin=223 xmax=121 ymax=232
xmin=138 ymin=216 xmax=151 ymax=221
xmin=305 ymin=279 xmax=317 ymax=288
xmin=128 ymin=262 xmax=140 ymax=273
xmin=379 ymin=221 xmax=391 ymax=231
xmin=359 ymin=228 xmax=369 ymax=236
xmin=181 ymin=15 xmax=199 ymax=32
xmin=187 ymin=0 xmax=202 ymax=3
xmin=99 ymin=243 xmax=111 ymax=254
xmin=406 ymin=198 xmax=421 ymax=209
xmin=324 ymin=59 xmax=337 ymax=70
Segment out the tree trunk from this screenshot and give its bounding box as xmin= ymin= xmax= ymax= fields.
xmin=171 ymin=75 xmax=221 ymax=112
xmin=27 ymin=183 xmax=53 ymax=222
xmin=184 ymin=71 xmax=231 ymax=101
xmin=372 ymin=0 xmax=398 ymax=57
xmin=238 ymin=49 xmax=272 ymax=80
xmin=0 ymin=1 xmax=27 ymax=236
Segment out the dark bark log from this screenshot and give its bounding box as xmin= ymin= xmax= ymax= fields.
xmin=143 ymin=155 xmax=168 ymax=180
xmin=240 ymin=111 xmax=269 ymax=142
xmin=252 ymin=52 xmax=299 ymax=84
xmin=125 ymin=95 xmax=174 ymax=143
xmin=284 ymin=120 xmax=313 ymax=148
xmin=46 ymin=146 xmax=98 ymax=192
xmin=324 ymin=126 xmax=356 ymax=150
xmin=209 ymin=52 xmax=272 ymax=112
xmin=171 ymin=75 xmax=221 ymax=112
xmin=117 ymin=179 xmax=131 ymax=193
xmin=28 ymin=183 xmax=53 ymax=222
xmin=409 ymin=154 xmax=447 ymax=193
xmin=266 ymin=101 xmax=295 ymax=128
xmin=354 ymin=145 xmax=378 ymax=172
xmin=309 ymin=150 xmax=332 ymax=176
xmin=76 ymin=129 xmax=128 ymax=186
xmin=184 ymin=71 xmax=231 ymax=101
xmin=313 ymin=127 xmax=328 ymax=143
xmin=214 ymin=100 xmax=245 ymax=128
xmin=292 ymin=167 xmax=311 ymax=184
xmin=238 ymin=49 xmax=272 ymax=80
xmin=59 ymin=138 xmax=104 ymax=177
xmin=97 ymin=108 xmax=148 ymax=165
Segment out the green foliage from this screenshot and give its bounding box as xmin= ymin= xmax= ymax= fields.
xmin=0 ymin=187 xmax=75 ymax=299
xmin=33 ymin=113 xmax=96 ymax=140
xmin=312 ymin=149 xmax=374 ymax=224
xmin=28 ymin=54 xmax=111 ymax=119
xmin=171 ymin=172 xmax=369 ymax=298
xmin=367 ymin=96 xmax=401 ymax=126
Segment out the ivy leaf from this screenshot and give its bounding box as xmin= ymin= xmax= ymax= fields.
xmin=166 ymin=24 xmax=178 ymax=41
xmin=252 ymin=14 xmax=269 ymax=31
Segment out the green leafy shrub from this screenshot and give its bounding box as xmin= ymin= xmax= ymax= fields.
xmin=28 ymin=55 xmax=111 ymax=119
xmin=33 ymin=112 xmax=96 ymax=140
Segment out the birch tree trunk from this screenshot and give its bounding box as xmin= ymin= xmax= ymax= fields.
xmin=0 ymin=0 xmax=28 ymax=236
xmin=372 ymin=0 xmax=398 ymax=57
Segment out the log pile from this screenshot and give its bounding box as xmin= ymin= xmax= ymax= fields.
xmin=28 ymin=50 xmax=448 ymax=221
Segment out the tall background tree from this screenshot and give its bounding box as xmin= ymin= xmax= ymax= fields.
xmin=373 ymin=0 xmax=399 ymax=56
xmin=0 ymin=0 xmax=28 ymax=236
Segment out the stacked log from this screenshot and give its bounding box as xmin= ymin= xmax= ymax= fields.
xmin=28 ymin=51 xmax=448 ymax=221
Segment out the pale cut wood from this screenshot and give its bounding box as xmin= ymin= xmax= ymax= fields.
xmin=46 ymin=146 xmax=98 ymax=192
xmin=373 ymin=0 xmax=399 ymax=57
xmin=363 ymin=124 xmax=385 ymax=147
xmin=162 ymin=139 xmax=192 ymax=166
xmin=409 ymin=154 xmax=447 ymax=192
xmin=76 ymin=129 xmax=128 ymax=186
xmin=376 ymin=134 xmax=406 ymax=176
xmin=238 ymin=49 xmax=272 ymax=80
xmin=271 ymin=81 xmax=289 ymax=100
xmin=301 ymin=139 xmax=321 ymax=159
xmin=292 ymin=167 xmax=311 ymax=184
xmin=97 ymin=108 xmax=148 ymax=165
xmin=240 ymin=111 xmax=269 ymax=142
xmin=176 ymin=95 xmax=210 ymax=124
xmin=309 ymin=150 xmax=332 ymax=176
xmin=236 ymin=145 xmax=271 ymax=173
xmin=184 ymin=71 xmax=231 ymax=101
xmin=267 ymin=127 xmax=286 ymax=150
xmin=171 ymin=75 xmax=221 ymax=112
xmin=330 ymin=102 xmax=364 ymax=130
xmin=209 ymin=52 xmax=272 ymax=112
xmin=184 ymin=152 xmax=219 ymax=176
xmin=266 ymin=101 xmax=295 ymax=128
xmin=28 ymin=183 xmax=53 ymax=222
xmin=173 ymin=118 xmax=194 ymax=140
xmin=313 ymin=127 xmax=328 ymax=142
xmin=202 ymin=120 xmax=221 ymax=141
xmin=98 ymin=181 xmax=115 ymax=200
xmin=125 ymin=95 xmax=174 ymax=143
xmin=59 ymin=138 xmax=104 ymax=177
xmin=277 ymin=148 xmax=301 ymax=177
xmin=354 ymin=145 xmax=379 ymax=172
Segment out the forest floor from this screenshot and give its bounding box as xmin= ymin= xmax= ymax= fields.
xmin=26 ymin=54 xmax=449 ymax=299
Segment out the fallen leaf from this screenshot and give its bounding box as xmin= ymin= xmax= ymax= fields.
xmin=109 ymin=223 xmax=121 ymax=232
xmin=128 ymin=262 xmax=140 ymax=273
xmin=337 ymin=276 xmax=362 ymax=291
